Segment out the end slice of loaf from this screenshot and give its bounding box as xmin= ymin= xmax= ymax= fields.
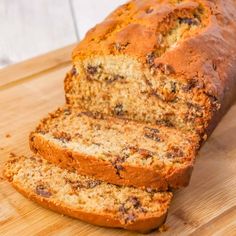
xmin=29 ymin=106 xmax=199 ymax=191
xmin=4 ymin=155 xmax=172 ymax=233
xmin=66 ymin=0 xmax=225 ymax=138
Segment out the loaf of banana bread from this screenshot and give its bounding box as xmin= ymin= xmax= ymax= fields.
xmin=29 ymin=106 xmax=198 ymax=191
xmin=65 ymin=0 xmax=236 ymax=140
xmin=4 ymin=155 xmax=172 ymax=233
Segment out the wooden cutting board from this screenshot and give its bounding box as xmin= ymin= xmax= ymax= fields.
xmin=0 ymin=45 xmax=236 ymax=236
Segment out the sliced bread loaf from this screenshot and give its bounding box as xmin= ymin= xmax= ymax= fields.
xmin=64 ymin=0 xmax=232 ymax=139
xmin=4 ymin=155 xmax=172 ymax=233
xmin=29 ymin=106 xmax=199 ymax=191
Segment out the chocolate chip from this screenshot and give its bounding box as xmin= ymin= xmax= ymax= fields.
xmin=125 ymin=213 xmax=136 ymax=223
xmin=35 ymin=185 xmax=52 ymax=198
xmin=116 ymin=165 xmax=124 ymax=171
xmin=113 ymin=104 xmax=125 ymax=116
xmin=127 ymin=146 xmax=138 ymax=154
xmin=138 ymin=149 xmax=153 ymax=158
xmin=52 ymin=131 xmax=71 ymax=143
xmin=87 ymin=65 xmax=98 ymax=75
xmin=167 ymin=147 xmax=184 ymax=159
xmin=65 ymin=179 xmax=87 ymax=190
xmin=156 ymin=119 xmax=174 ymax=128
xmin=129 ymin=196 xmax=141 ymax=209
xmin=144 ymin=127 xmax=163 ymax=142
xmin=179 ymin=17 xmax=200 ymax=26
xmin=111 ymin=156 xmax=125 ymax=176
xmin=182 ymin=79 xmax=198 ymax=92
xmin=107 ymin=75 xmax=125 ymax=84
xmin=187 ymin=102 xmax=202 ymax=114
xmin=119 ymin=203 xmax=127 ymax=214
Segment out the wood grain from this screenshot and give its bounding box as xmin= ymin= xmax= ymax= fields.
xmin=0 ymin=44 xmax=75 ymax=89
xmin=0 ymin=0 xmax=77 ymax=68
xmin=0 ymin=47 xmax=236 ymax=235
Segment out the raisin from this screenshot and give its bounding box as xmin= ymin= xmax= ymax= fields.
xmin=87 ymin=65 xmax=98 ymax=75
xmin=113 ymin=104 xmax=125 ymax=116
xmin=35 ymin=185 xmax=52 ymax=198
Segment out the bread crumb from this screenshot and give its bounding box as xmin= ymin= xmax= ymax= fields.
xmin=0 ymin=147 xmax=4 ymax=151
xmin=159 ymin=224 xmax=169 ymax=232
xmin=5 ymin=134 xmax=11 ymax=138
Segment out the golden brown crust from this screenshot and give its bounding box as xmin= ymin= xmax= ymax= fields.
xmin=71 ymin=0 xmax=236 ymax=139
xmin=4 ymin=163 xmax=168 ymax=233
xmin=29 ymin=132 xmax=194 ymax=191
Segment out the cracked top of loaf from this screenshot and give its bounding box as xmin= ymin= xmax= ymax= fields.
xmin=72 ymin=0 xmax=236 ymax=103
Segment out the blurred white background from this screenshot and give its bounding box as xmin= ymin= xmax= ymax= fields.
xmin=0 ymin=0 xmax=126 ymax=68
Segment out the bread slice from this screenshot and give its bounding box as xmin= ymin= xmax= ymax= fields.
xmin=29 ymin=106 xmax=199 ymax=191
xmin=65 ymin=0 xmax=225 ymax=138
xmin=4 ymin=155 xmax=172 ymax=233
